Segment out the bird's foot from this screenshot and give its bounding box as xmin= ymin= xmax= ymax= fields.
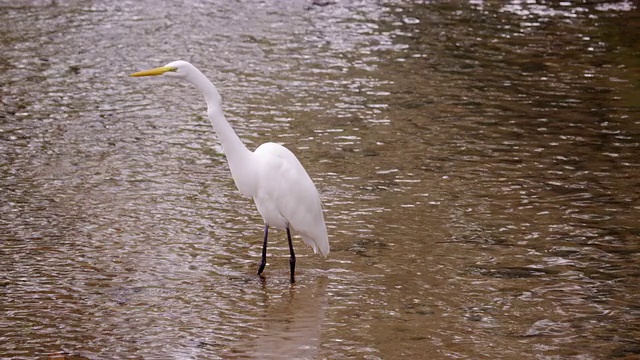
xmin=289 ymin=257 xmax=296 ymax=283
xmin=257 ymin=260 xmax=266 ymax=276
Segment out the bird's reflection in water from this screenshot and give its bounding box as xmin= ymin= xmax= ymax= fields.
xmin=243 ymin=275 xmax=329 ymax=358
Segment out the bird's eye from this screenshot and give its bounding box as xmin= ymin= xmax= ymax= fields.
xmin=168 ymin=67 xmax=178 ymax=72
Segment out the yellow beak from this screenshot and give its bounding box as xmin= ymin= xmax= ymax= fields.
xmin=130 ymin=66 xmax=175 ymax=77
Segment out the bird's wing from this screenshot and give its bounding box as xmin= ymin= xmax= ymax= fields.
xmin=253 ymin=143 xmax=329 ymax=256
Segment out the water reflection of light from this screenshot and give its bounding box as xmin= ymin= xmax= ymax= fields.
xmin=500 ymin=1 xmax=586 ymax=18
xmin=500 ymin=0 xmax=635 ymax=18
xmin=595 ymin=1 xmax=635 ymax=11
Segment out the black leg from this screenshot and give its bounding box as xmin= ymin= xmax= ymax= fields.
xmin=287 ymin=227 xmax=296 ymax=283
xmin=258 ymin=224 xmax=268 ymax=276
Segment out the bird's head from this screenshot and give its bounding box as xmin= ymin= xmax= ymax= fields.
xmin=130 ymin=60 xmax=193 ymax=79
xmin=131 ymin=60 xmax=221 ymax=106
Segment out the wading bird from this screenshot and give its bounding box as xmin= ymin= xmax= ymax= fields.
xmin=131 ymin=61 xmax=329 ymax=283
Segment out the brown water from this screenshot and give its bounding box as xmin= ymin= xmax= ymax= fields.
xmin=1 ymin=1 xmax=639 ymax=359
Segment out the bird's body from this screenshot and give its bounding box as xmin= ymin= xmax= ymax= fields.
xmin=251 ymin=142 xmax=328 ymax=255
xmin=131 ymin=61 xmax=329 ymax=282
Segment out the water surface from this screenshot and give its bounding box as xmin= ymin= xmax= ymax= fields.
xmin=1 ymin=1 xmax=639 ymax=359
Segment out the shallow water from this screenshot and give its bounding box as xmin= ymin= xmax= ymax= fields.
xmin=1 ymin=1 xmax=639 ymax=359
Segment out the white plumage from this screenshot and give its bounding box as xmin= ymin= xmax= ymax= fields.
xmin=131 ymin=60 xmax=329 ymax=283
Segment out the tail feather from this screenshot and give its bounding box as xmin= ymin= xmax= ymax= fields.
xmin=300 ymin=230 xmax=329 ymax=257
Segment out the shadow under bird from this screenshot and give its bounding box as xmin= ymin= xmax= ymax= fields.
xmin=131 ymin=60 xmax=329 ymax=283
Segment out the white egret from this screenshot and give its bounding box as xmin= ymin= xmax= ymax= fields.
xmin=131 ymin=61 xmax=329 ymax=283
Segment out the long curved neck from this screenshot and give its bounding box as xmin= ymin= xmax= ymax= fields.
xmin=185 ymin=68 xmax=255 ymax=195
xmin=187 ymin=70 xmax=250 ymax=159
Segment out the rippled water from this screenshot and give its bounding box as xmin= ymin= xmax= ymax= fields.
xmin=1 ymin=1 xmax=639 ymax=359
